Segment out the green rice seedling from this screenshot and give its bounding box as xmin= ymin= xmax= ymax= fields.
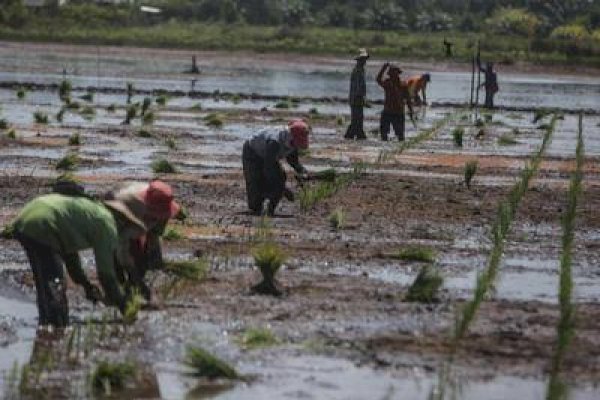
xmin=80 ymin=106 xmax=95 ymax=120
xmin=80 ymin=92 xmax=93 ymax=102
xmin=309 ymin=107 xmax=319 ymax=115
xmin=137 ymin=129 xmax=153 ymax=138
xmin=464 ymin=160 xmax=478 ymax=189
xmin=394 ymin=245 xmax=436 ymax=263
xmin=56 ymin=153 xmax=79 ymax=171
xmin=238 ymin=327 xmax=279 ymax=349
xmin=19 ymin=364 xmax=30 ymax=393
xmin=155 ymin=95 xmax=168 ymax=106
xmin=123 ymin=290 xmax=143 ymax=324
xmin=314 ymin=168 xmax=337 ymax=182
xmin=452 ymin=127 xmax=464 ymax=147
xmin=33 ymin=111 xmax=49 ymax=124
xmin=107 ymin=104 xmax=116 ymax=113
xmin=497 ymin=134 xmax=518 ymax=145
xmin=66 ymin=100 xmax=80 ymax=110
xmin=141 ymin=97 xmax=152 ymax=115
xmin=0 ymin=118 xmax=8 ymax=129
xmin=16 ymin=87 xmax=26 ymax=99
xmin=204 ymin=113 xmax=224 ymax=128
xmin=336 ymin=116 xmax=344 ymax=126
xmin=56 ymin=107 xmax=66 ymax=122
xmin=126 ymin=82 xmax=134 ymax=104
xmin=274 ymin=100 xmax=291 ymax=109
xmin=474 ymin=118 xmax=484 ymax=127
xmin=123 ymin=104 xmax=137 ymax=125
xmin=55 ymin=172 xmax=80 ymax=184
xmin=1 ymin=224 xmax=14 ymax=239
xmin=231 ymin=94 xmax=241 ymax=104
xmin=68 ymin=133 xmax=81 ymax=146
xmin=151 ymin=158 xmax=178 ymax=174
xmin=164 ymin=259 xmax=208 ymax=281
xmin=251 ymin=241 xmax=287 ymax=296
xmin=165 ymin=137 xmax=177 ymax=150
xmin=328 ymin=208 xmax=346 ymax=230
xmin=185 ymin=346 xmax=238 ymax=379
xmin=190 ymin=103 xmax=202 ymax=111
xmin=405 ymin=265 xmax=443 ymax=303
xmin=163 ymin=226 xmax=183 ymax=241
xmin=6 ymin=128 xmax=17 ymax=139
xmin=92 ymin=361 xmax=135 ymax=395
xmin=142 ymin=111 xmax=155 ymax=125
xmin=174 ymin=206 xmax=187 ymax=221
xmin=59 ymin=79 xmax=72 ymax=101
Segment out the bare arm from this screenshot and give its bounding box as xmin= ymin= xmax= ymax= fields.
xmin=376 ymin=63 xmax=389 ymax=87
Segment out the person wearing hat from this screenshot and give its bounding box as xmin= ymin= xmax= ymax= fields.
xmin=11 ymin=189 xmax=151 ymax=327
xmin=406 ymin=73 xmax=431 ymax=106
xmin=242 ymin=119 xmax=310 ymax=216
xmin=106 ymin=180 xmax=181 ymax=300
xmin=344 ymin=48 xmax=369 ymax=140
xmin=376 ymin=62 xmax=414 ymax=141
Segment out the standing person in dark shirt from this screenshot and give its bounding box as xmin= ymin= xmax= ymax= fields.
xmin=376 ymin=63 xmax=414 ymax=142
xmin=344 ymin=48 xmax=369 ymax=140
xmin=478 ymin=60 xmax=498 ymax=109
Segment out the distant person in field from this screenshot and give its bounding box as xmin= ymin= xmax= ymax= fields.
xmin=406 ymin=73 xmax=431 ymax=106
xmin=344 ymin=48 xmax=369 ymax=140
xmin=443 ymin=38 xmax=453 ymax=57
xmin=478 ymin=59 xmax=498 ymax=109
xmin=376 ymin=63 xmax=413 ymax=142
xmin=242 ymin=119 xmax=310 ymax=216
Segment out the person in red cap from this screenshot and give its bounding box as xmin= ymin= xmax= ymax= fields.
xmin=242 ymin=119 xmax=310 ymax=216
xmin=105 ymin=179 xmax=181 ymax=301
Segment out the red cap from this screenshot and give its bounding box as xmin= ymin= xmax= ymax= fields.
xmin=288 ymin=119 xmax=309 ymax=150
xmin=136 ymin=180 xmax=180 ymax=220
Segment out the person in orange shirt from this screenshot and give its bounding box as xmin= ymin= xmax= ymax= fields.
xmin=406 ymin=73 xmax=431 ymax=106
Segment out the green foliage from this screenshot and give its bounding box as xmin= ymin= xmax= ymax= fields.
xmin=155 ymin=95 xmax=168 ymax=106
xmin=164 ymin=259 xmax=208 ymax=281
xmin=1 ymin=224 xmax=14 ymax=239
xmin=551 ymin=24 xmax=590 ymax=40
xmin=190 ymin=103 xmax=202 ymax=111
xmin=66 ymin=100 xmax=80 ymax=110
xmin=68 ymin=133 xmax=81 ymax=146
xmin=405 ymin=265 xmax=443 ymax=303
xmin=137 ymin=129 xmax=153 ymax=138
xmin=151 ymin=158 xmax=178 ymax=174
xmin=452 ymin=127 xmax=464 ymax=147
xmin=204 ymin=112 xmax=224 ymax=128
xmin=142 ymin=111 xmax=155 ymax=125
xmin=238 ymin=327 xmax=279 ymax=349
xmin=486 ymin=8 xmax=540 ymax=36
xmin=6 ymin=128 xmax=17 ymax=139
xmin=464 ymin=160 xmax=478 ymax=189
xmin=141 ymin=97 xmax=152 ymax=115
xmin=474 ymin=118 xmax=485 ymax=127
xmin=328 ymin=208 xmax=346 ymax=230
xmin=497 ymin=134 xmax=518 ymax=146
xmin=80 ymin=106 xmax=95 ymax=120
xmin=174 ymin=206 xmax=188 ymax=221
xmin=253 ymin=242 xmax=287 ymax=278
xmin=56 ymin=153 xmax=79 ymax=171
xmin=92 ymin=361 xmax=135 ymax=395
xmin=123 ymin=104 xmax=137 ymax=124
xmin=59 ymin=79 xmax=72 ymax=101
xmin=165 ymin=137 xmax=177 ymax=150
xmin=163 ymin=226 xmax=183 ymax=241
xmin=185 ymin=346 xmax=238 ymax=379
xmin=299 ymin=163 xmax=365 ymax=211
xmin=123 ymin=291 xmax=143 ymax=324
xmin=314 ymin=168 xmax=337 ymax=182
xmin=16 ymin=87 xmax=26 ymax=99
xmin=274 ymin=100 xmax=291 ymax=109
xmin=394 ymin=245 xmax=436 ymax=263
xmin=33 ymin=111 xmax=48 ymax=124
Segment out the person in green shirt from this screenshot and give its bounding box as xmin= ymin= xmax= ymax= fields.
xmin=11 ymin=185 xmax=178 ymax=327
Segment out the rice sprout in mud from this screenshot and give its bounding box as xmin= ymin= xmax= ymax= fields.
xmin=497 ymin=133 xmax=518 ymax=146
xmin=546 ymin=114 xmax=585 ymax=400
xmin=33 ymin=111 xmax=49 ymax=124
xmin=299 ymin=163 xmax=366 ymax=211
xmin=137 ymin=129 xmax=153 ymax=138
xmin=59 ymin=79 xmax=71 ymax=101
xmin=454 ymin=114 xmax=558 ymax=343
xmin=163 ymin=259 xmax=208 ymax=281
xmin=251 ymin=241 xmax=287 ymax=297
xmin=165 ymin=137 xmax=177 ymax=150
xmin=155 ymin=94 xmax=168 ymax=106
xmin=162 ymin=226 xmax=184 ymax=240
xmin=452 ymin=127 xmax=464 ymax=147
xmin=464 ymin=160 xmax=478 ymax=189
xmin=142 ymin=111 xmax=155 ymax=125
xmin=328 ymin=208 xmax=346 ymax=230
xmin=185 ymin=346 xmax=239 ymax=379
xmin=6 ymin=128 xmax=17 ymax=139
xmin=122 ymin=290 xmax=144 ymax=325
xmin=1 ymin=223 xmax=14 ymax=239
xmin=237 ymin=327 xmax=279 ymax=350
xmin=405 ymin=264 xmax=443 ymax=303
xmin=91 ymin=361 xmax=135 ymax=396
xmin=204 ymin=112 xmax=224 ymax=128
xmin=16 ymin=87 xmax=26 ymax=99
xmin=151 ymin=158 xmax=178 ymax=174
xmin=55 ymin=153 xmax=80 ymax=171
xmin=394 ymin=245 xmax=437 ymax=263
xmin=68 ymin=133 xmax=81 ymax=146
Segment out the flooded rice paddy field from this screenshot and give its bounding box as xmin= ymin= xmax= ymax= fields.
xmin=1 ymin=43 xmax=600 ymax=399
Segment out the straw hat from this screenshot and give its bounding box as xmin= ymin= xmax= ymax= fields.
xmin=355 ymin=48 xmax=369 ymax=60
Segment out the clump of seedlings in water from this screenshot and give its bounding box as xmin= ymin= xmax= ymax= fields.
xmin=0 ymin=118 xmax=8 ymax=129
xmin=123 ymin=104 xmax=137 ymax=125
xmin=151 ymin=158 xmax=178 ymax=174
xmin=33 ymin=111 xmax=49 ymax=124
xmin=155 ymin=94 xmax=168 ymax=106
xmin=6 ymin=128 xmax=17 ymax=139
xmin=137 ymin=129 xmax=153 ymax=138
xmin=185 ymin=346 xmax=239 ymax=379
xmin=190 ymin=103 xmax=202 ymax=111
xmin=238 ymin=327 xmax=279 ymax=349
xmin=68 ymin=133 xmax=81 ymax=146
xmin=274 ymin=100 xmax=291 ymax=109
xmin=497 ymin=133 xmax=518 ymax=146
xmin=126 ymin=82 xmax=134 ymax=104
xmin=452 ymin=127 xmax=464 ymax=147
xmin=251 ymin=241 xmax=287 ymax=296
xmin=80 ymin=106 xmax=95 ymax=120
xmin=174 ymin=206 xmax=188 ymax=221
xmin=92 ymin=361 xmax=136 ymax=395
xmin=299 ymin=163 xmax=365 ymax=211
xmin=142 ymin=111 xmax=155 ymax=125
xmin=328 ymin=208 xmax=346 ymax=230
xmin=16 ymin=87 xmax=26 ymax=99
xmin=56 ymin=153 xmax=79 ymax=171
xmin=165 ymin=137 xmax=177 ymax=150
xmin=59 ymin=79 xmax=72 ymax=101
xmin=314 ymin=168 xmax=337 ymax=182
xmin=123 ymin=290 xmax=144 ymax=324
xmin=162 ymin=226 xmax=184 ymax=241
xmin=66 ymin=100 xmax=80 ymax=110
xmin=164 ymin=259 xmax=208 ymax=281
xmin=464 ymin=160 xmax=478 ymax=189
xmin=394 ymin=245 xmax=436 ymax=263
xmin=204 ymin=113 xmax=224 ymax=128
xmin=80 ymin=91 xmax=94 ymax=102
xmin=405 ymin=264 xmax=443 ymax=303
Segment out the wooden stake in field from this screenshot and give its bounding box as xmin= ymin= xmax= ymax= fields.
xmin=470 ymin=54 xmax=475 ymax=108
xmin=475 ymin=41 xmax=481 ymax=114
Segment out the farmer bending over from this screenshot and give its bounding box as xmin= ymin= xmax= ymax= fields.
xmin=406 ymin=73 xmax=431 ymax=106
xmin=243 ymin=119 xmax=309 ymax=216
xmin=377 ymin=63 xmax=414 ymax=141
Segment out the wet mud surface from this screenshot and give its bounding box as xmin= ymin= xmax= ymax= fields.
xmin=1 ymin=44 xmax=600 ymax=399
